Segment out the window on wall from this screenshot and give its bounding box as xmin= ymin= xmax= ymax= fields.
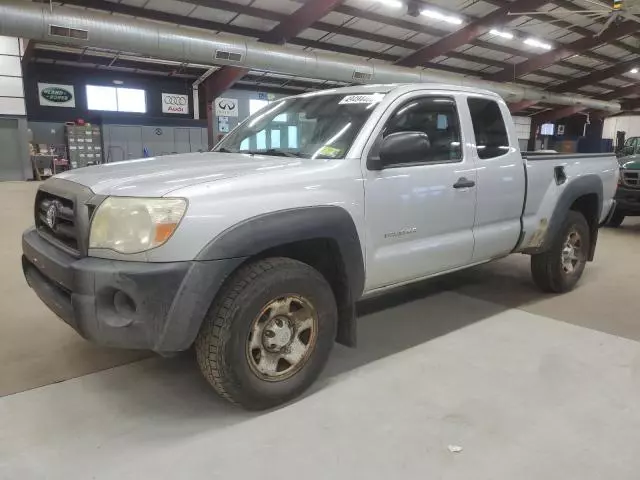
xmin=249 ymin=98 xmax=287 ymax=122
xmin=287 ymin=125 xmax=298 ymax=148
xmin=86 ymin=85 xmax=146 ymax=113
xmin=270 ymin=129 xmax=281 ymax=148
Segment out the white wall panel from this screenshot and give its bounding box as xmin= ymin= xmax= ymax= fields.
xmin=0 ymin=75 xmax=24 ymax=97
xmin=513 ymin=115 xmax=531 ymax=140
xmin=0 ymin=97 xmax=25 ymax=116
xmin=0 ymin=36 xmax=19 ymax=56
xmin=603 ymin=115 xmax=640 ymax=140
xmin=0 ymin=55 xmax=21 ymax=77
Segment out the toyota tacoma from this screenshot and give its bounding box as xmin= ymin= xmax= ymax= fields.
xmin=22 ymin=84 xmax=618 ymax=409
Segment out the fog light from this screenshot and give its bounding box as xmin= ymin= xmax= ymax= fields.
xmin=113 ymin=290 xmax=136 ymax=323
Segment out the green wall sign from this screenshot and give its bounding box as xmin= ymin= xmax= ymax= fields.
xmin=41 ymin=87 xmax=73 ymax=103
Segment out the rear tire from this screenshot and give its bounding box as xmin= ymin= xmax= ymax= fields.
xmin=606 ymin=210 xmax=625 ymax=228
xmin=195 ymin=257 xmax=337 ymax=410
xmin=531 ymin=211 xmax=590 ymax=293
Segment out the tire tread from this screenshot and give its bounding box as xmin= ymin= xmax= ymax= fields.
xmin=195 ymin=257 xmax=331 ymax=408
xmin=530 ymin=210 xmax=589 ymax=294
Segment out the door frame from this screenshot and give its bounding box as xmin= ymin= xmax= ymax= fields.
xmin=358 ymin=90 xmax=478 ymax=290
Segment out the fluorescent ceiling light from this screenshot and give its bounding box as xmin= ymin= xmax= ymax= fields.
xmin=631 ymin=68 xmax=639 ymax=74
xmin=490 ymin=29 xmax=514 ymax=40
xmin=523 ymin=38 xmax=552 ymax=50
xmin=421 ymin=9 xmax=463 ymax=25
xmin=375 ymin=0 xmax=404 ymax=7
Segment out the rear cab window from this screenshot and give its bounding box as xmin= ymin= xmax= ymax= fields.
xmin=467 ymin=97 xmax=510 ymax=159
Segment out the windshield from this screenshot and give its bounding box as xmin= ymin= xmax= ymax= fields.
xmin=214 ymin=93 xmax=386 ymax=159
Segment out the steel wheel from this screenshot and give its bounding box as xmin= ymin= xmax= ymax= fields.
xmin=246 ymin=295 xmax=318 ymax=382
xmin=561 ymin=229 xmax=584 ymax=275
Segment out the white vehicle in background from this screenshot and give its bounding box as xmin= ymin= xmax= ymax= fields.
xmin=22 ymin=84 xmax=618 ymax=410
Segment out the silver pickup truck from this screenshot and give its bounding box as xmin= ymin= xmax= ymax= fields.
xmin=22 ymin=84 xmax=618 ymax=409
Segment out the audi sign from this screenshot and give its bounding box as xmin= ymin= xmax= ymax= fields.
xmin=162 ymin=93 xmax=189 ymax=114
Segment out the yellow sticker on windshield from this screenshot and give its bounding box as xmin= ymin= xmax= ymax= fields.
xmin=318 ymin=146 xmax=342 ymax=157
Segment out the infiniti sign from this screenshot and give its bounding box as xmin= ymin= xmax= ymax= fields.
xmin=214 ymin=97 xmax=239 ymax=117
xmin=161 ymin=93 xmax=189 ymax=114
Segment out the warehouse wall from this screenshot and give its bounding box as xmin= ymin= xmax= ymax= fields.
xmin=0 ymin=36 xmax=30 ymax=181
xmin=24 ymin=64 xmax=204 ymax=127
xmin=603 ymin=114 xmax=640 ymax=143
xmin=103 ymin=125 xmax=208 ymax=162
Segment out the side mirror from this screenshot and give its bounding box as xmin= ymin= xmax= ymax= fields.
xmin=370 ymin=131 xmax=431 ymax=170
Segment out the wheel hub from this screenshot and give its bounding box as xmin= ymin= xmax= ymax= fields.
xmin=263 ymin=316 xmax=293 ymax=352
xmin=246 ymin=295 xmax=318 ymax=382
xmin=561 ymin=229 xmax=582 ymax=274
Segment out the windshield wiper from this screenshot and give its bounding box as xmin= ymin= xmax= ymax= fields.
xmin=216 ymin=147 xmax=236 ymax=153
xmin=249 ymin=149 xmax=304 ymax=158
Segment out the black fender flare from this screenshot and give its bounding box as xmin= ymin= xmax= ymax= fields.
xmin=196 ymin=206 xmax=365 ymax=346
xmin=523 ymin=174 xmax=603 ymax=259
xmin=196 ymin=206 xmax=365 ymax=297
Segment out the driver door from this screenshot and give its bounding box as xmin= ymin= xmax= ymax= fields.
xmin=362 ymin=93 xmax=477 ymax=291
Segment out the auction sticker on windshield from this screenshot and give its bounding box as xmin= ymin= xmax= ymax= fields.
xmin=338 ymin=93 xmax=385 ymax=105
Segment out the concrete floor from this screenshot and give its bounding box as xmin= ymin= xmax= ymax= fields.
xmin=2 ymin=181 xmax=640 ymax=479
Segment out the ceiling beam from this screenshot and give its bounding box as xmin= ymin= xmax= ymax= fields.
xmin=489 ymin=21 xmax=640 ymax=82
xmin=69 ymin=0 xmax=628 ymax=88
xmin=533 ymin=105 xmax=587 ymax=123
xmin=55 ymin=0 xmax=626 ymax=96
xmin=52 ymin=0 xmax=539 ymax=82
xmin=257 ymin=0 xmax=343 ymax=45
xmin=622 ymin=99 xmax=640 ymax=110
xmin=550 ymin=59 xmax=638 ymax=93
xmin=190 ymin=0 xmax=616 ymax=75
xmin=203 ymin=0 xmax=343 ymax=101
xmin=547 ymin=0 xmax=640 ymax=57
xmin=509 ymin=100 xmax=539 ymax=113
xmin=396 ymin=0 xmax=551 ymax=67
xmin=601 ymin=83 xmax=640 ymax=100
xmin=485 ymin=0 xmax=639 ymax=60
xmin=32 ymin=48 xmax=205 ymax=76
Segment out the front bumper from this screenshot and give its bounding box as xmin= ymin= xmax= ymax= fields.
xmin=22 ymin=228 xmax=244 ymax=352
xmin=614 ymin=186 xmax=640 ymax=214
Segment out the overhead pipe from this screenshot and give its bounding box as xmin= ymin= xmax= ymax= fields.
xmin=0 ymin=1 xmax=621 ymax=112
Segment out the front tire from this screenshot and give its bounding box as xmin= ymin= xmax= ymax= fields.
xmin=606 ymin=210 xmax=625 ymax=228
xmin=531 ymin=211 xmax=590 ymax=293
xmin=195 ymin=257 xmax=337 ymax=410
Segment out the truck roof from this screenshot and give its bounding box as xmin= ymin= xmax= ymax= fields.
xmin=292 ymin=83 xmax=502 ymax=100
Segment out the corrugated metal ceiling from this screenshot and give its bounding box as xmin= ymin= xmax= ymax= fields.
xmin=38 ymin=0 xmax=640 ymax=108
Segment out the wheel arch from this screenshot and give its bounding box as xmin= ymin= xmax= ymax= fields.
xmin=196 ymin=206 xmax=365 ymax=347
xmin=523 ymin=175 xmax=603 ymax=260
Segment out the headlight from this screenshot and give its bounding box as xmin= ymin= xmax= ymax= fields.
xmin=89 ymin=197 xmax=187 ymax=254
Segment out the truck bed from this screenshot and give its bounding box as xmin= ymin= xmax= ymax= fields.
xmin=518 ymin=151 xmax=618 ymax=252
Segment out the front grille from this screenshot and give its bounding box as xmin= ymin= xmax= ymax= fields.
xmin=35 ymin=190 xmax=80 ymax=253
xmin=33 ymin=180 xmax=97 ymax=257
xmin=622 ymin=170 xmax=640 ymax=188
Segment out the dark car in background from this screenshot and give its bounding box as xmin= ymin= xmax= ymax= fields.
xmin=607 ymin=155 xmax=640 ymax=227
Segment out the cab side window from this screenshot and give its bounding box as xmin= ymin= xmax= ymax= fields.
xmin=467 ymin=98 xmax=510 ymax=159
xmin=378 ymin=96 xmax=462 ymax=164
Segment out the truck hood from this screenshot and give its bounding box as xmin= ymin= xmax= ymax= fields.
xmin=619 ymin=155 xmax=640 ymax=170
xmin=56 ymin=152 xmax=312 ymax=196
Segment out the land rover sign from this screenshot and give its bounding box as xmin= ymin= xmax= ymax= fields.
xmin=38 ymin=83 xmax=76 ymax=108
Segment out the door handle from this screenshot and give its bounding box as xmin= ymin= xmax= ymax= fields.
xmin=453 ymin=177 xmax=475 ymax=189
